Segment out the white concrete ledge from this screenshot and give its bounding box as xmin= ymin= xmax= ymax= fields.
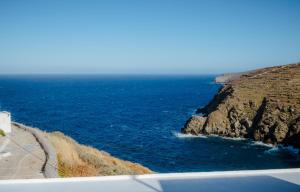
xmin=0 ymin=168 xmax=300 ymax=192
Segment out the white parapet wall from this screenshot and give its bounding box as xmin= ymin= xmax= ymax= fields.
xmin=0 ymin=111 xmax=11 ymax=133
xmin=0 ymin=168 xmax=300 ymax=192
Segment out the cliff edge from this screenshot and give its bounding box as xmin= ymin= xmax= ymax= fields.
xmin=182 ymin=63 xmax=300 ymax=148
xmin=45 ymin=131 xmax=152 ymax=177
xmin=10 ymin=123 xmax=152 ymax=178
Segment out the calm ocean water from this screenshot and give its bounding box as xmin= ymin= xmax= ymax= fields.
xmin=0 ymin=75 xmax=299 ymax=172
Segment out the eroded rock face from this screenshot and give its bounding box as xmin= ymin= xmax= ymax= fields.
xmin=182 ymin=63 xmax=300 ymax=148
xmin=181 ymin=116 xmax=207 ymax=135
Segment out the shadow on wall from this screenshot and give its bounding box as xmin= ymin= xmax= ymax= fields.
xmin=157 ymin=176 xmax=300 ymax=192
xmin=1 ymin=174 xmax=300 ymax=192
xmin=132 ymin=175 xmax=300 ymax=192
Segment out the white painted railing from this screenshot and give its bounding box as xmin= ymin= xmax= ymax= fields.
xmin=0 ymin=168 xmax=300 ymax=192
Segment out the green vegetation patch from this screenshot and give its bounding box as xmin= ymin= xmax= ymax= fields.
xmin=0 ymin=129 xmax=5 ymax=137
xmin=57 ymin=154 xmax=66 ymax=177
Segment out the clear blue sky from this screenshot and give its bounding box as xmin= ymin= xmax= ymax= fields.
xmin=0 ymin=0 xmax=300 ymax=74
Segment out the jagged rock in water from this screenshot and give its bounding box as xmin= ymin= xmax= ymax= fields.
xmin=182 ymin=63 xmax=300 ymax=149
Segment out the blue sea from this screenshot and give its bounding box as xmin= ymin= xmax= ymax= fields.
xmin=0 ymin=75 xmax=299 ymax=172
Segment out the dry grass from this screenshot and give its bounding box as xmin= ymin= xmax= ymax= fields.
xmin=46 ymin=131 xmax=152 ymax=177
xmin=231 ymin=63 xmax=300 ymax=108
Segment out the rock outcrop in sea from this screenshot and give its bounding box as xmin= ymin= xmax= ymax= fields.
xmin=182 ymin=63 xmax=300 ymax=148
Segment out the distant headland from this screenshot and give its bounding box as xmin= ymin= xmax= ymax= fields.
xmin=182 ymin=63 xmax=300 ymax=150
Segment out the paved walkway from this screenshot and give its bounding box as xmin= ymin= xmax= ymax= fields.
xmin=0 ymin=124 xmax=46 ymax=179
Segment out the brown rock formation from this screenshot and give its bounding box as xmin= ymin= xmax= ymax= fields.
xmin=182 ymin=63 xmax=300 ymax=148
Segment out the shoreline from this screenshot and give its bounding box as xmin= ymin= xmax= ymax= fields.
xmin=175 ymin=130 xmax=300 ymax=156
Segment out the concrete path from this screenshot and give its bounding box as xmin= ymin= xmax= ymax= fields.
xmin=0 ymin=124 xmax=46 ymax=179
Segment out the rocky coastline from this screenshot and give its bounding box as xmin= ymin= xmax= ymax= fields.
xmin=182 ymin=63 xmax=300 ymax=149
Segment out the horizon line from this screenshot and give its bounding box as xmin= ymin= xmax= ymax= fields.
xmin=0 ymin=73 xmax=222 ymax=76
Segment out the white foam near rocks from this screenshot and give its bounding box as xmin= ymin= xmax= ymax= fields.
xmin=250 ymin=141 xmax=274 ymax=148
xmin=209 ymin=134 xmax=246 ymax=141
xmin=173 ymin=132 xmax=207 ymax=139
xmin=175 ymin=132 xmax=248 ymax=140
xmin=174 ymin=131 xmax=299 ymax=157
xmin=220 ymin=136 xmax=246 ymax=141
xmin=264 ymin=145 xmax=300 ymax=157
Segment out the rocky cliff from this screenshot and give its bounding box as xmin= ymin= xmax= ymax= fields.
xmin=182 ymin=63 xmax=300 ymax=148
